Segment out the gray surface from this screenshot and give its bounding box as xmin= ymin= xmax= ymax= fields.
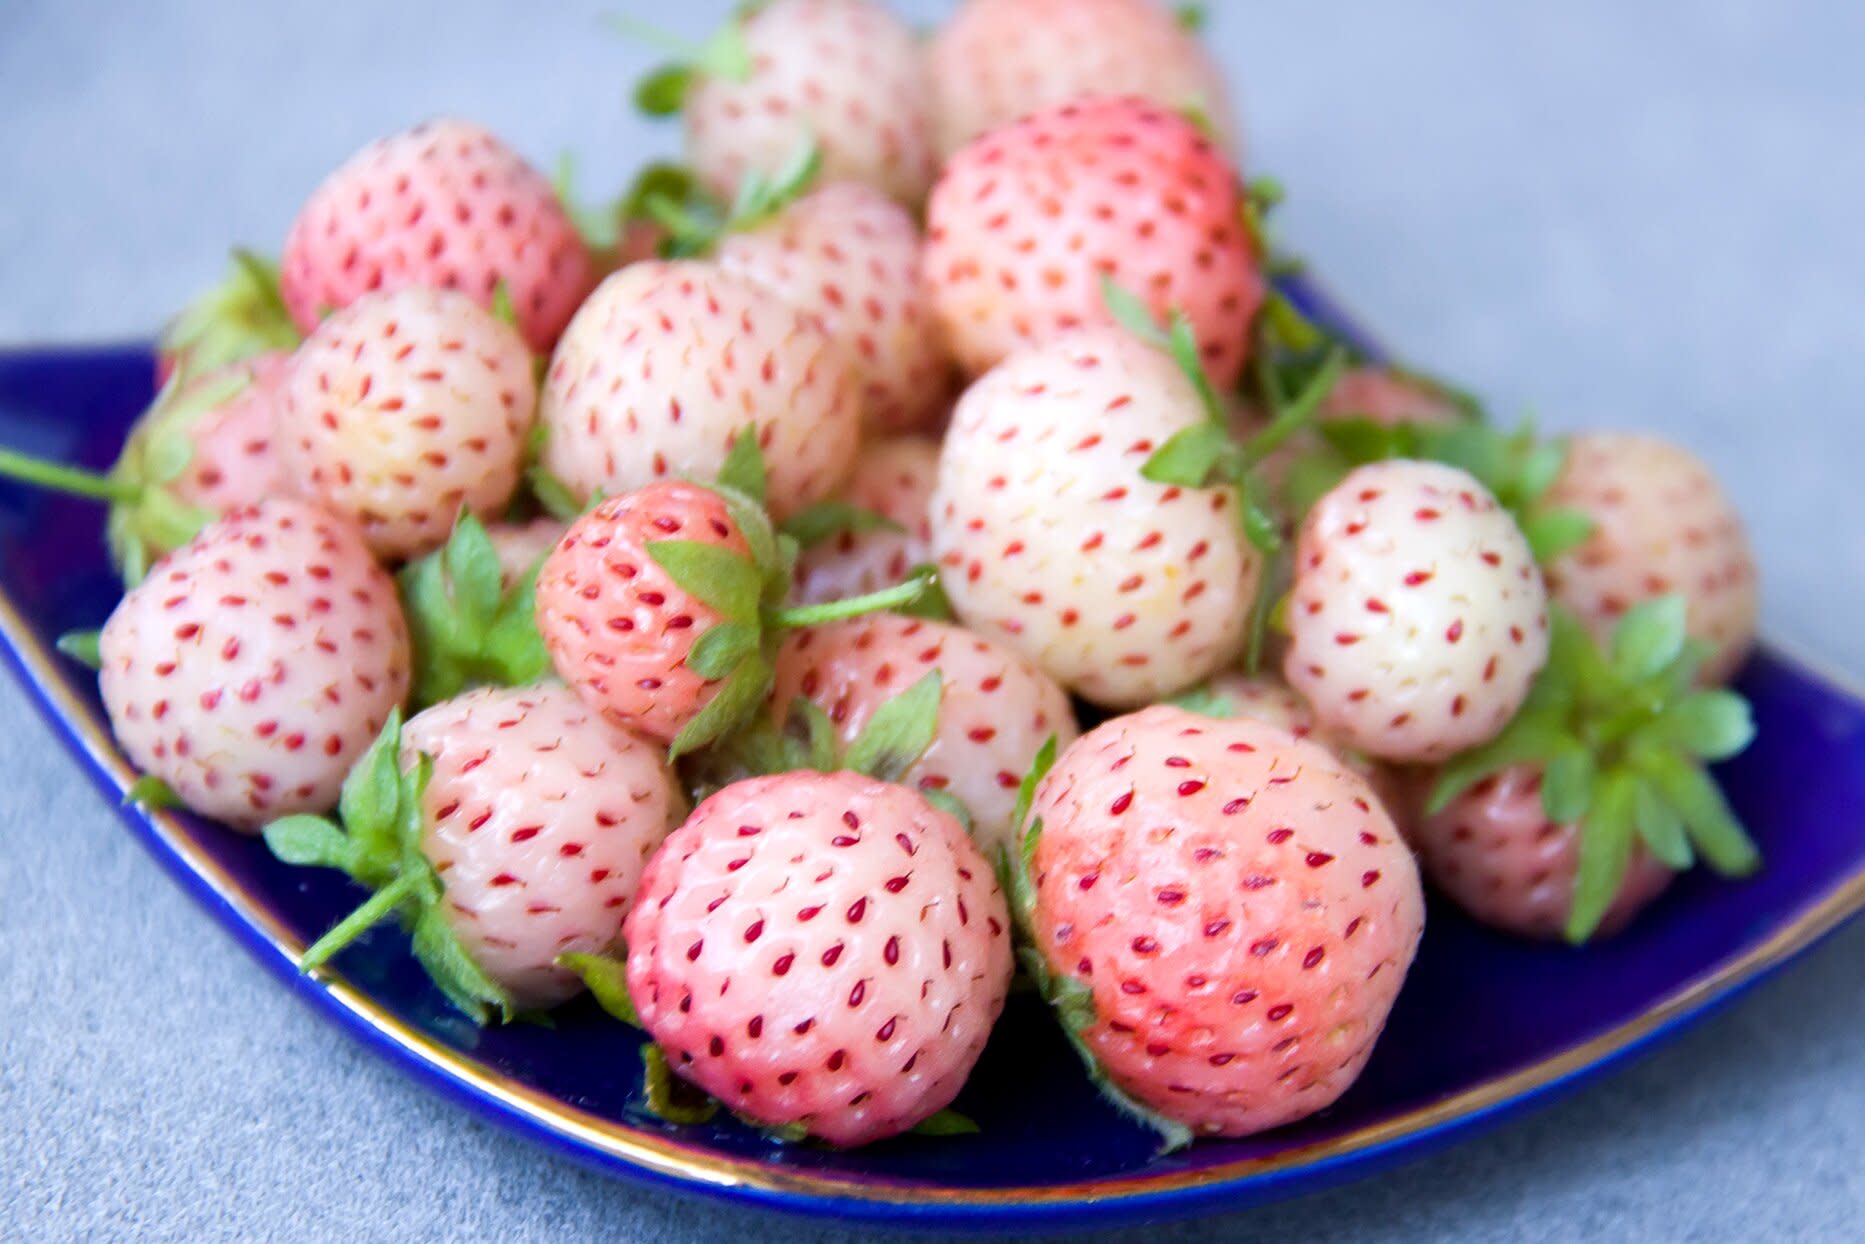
xmin=2 ymin=1 xmax=1862 ymax=1240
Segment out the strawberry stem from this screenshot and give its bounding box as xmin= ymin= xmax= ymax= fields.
xmin=0 ymin=447 xmax=138 ymax=503
xmin=298 ymin=871 xmax=423 ymax=973
xmin=771 ymin=572 xmax=931 ymax=629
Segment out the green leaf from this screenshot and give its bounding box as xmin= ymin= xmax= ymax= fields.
xmin=668 ymin=654 xmax=775 ymax=761
xmin=1631 ymin=777 xmax=1692 ymax=870
xmin=558 ymin=951 xmax=640 ymax=1026
xmin=1641 ymin=753 xmax=1760 ymax=877
xmin=262 ymin=815 xmax=356 ymax=872
xmin=1648 ymin=690 xmax=1755 ymax=762
xmin=1542 ymin=746 xmax=1598 ymax=825
xmin=1169 ymin=685 xmax=1237 ymax=718
xmin=1141 ymin=422 xmax=1232 ymax=489
xmin=527 ymin=465 xmax=586 ymax=522
xmin=646 ymin=539 xmax=764 ymax=624
xmin=489 ymin=279 xmax=519 ymax=330
xmin=1566 ymin=770 xmax=1637 ymax=942
xmin=641 ymin=1043 xmax=720 ymax=1125
xmin=1517 ymin=439 xmax=1568 ymax=502
xmin=1098 ymin=275 xmax=1168 ymax=347
xmin=441 ymin=512 xmax=505 ymax=622
xmin=779 ymin=501 xmax=902 ymax=550
xmin=56 ymin=629 xmax=102 ymax=669
xmin=338 ymin=710 xmax=405 ymax=876
xmin=685 ymin=620 xmax=759 ymax=680
xmin=911 ymin=1108 xmax=980 ymax=1137
xmin=710 ymin=482 xmax=779 ymax=577
xmin=843 ymin=671 xmax=942 ymax=782
xmin=1314 ymin=417 xmax=1407 ymax=466
xmin=895 ymin=564 xmax=955 ymax=622
xmin=1175 ymin=3 xmax=1207 ymax=32
xmin=124 ymin=774 xmax=182 ymax=810
xmin=784 ymin=697 xmax=841 ymax=772
xmin=297 ymin=870 xmax=424 ymax=973
xmin=1243 ymin=347 xmax=1347 ymax=463
xmin=411 ymin=899 xmax=514 ymax=1024
xmin=1522 ymin=507 xmax=1597 ymax=564
xmin=1611 ymin=595 xmax=1689 ymax=684
xmin=633 ymin=64 xmax=693 ymax=116
xmin=1165 ymin=313 xmax=1226 ymax=425
xmin=1011 ymin=736 xmax=1059 ymax=852
xmin=716 ymin=426 xmax=769 ymax=505
xmin=728 ymin=134 xmax=822 ymax=228
xmin=918 ymin=787 xmax=975 ymax=834
xmin=696 ymin=20 xmax=753 ymax=81
xmin=771 ymin=572 xmax=933 ymax=628
xmin=1425 ymin=712 xmax=1574 ymax=814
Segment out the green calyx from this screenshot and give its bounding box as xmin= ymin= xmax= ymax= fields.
xmin=157 ymin=249 xmax=299 ymax=385
xmin=399 ymin=511 xmax=553 ymax=710
xmin=1428 ymin=597 xmax=1760 ymax=943
xmin=643 ymin=134 xmax=822 ymax=258
xmin=995 ymin=737 xmax=1194 ymax=1154
xmin=262 ymin=712 xmax=516 ymax=1024
xmin=647 ymin=429 xmax=934 ymax=761
xmin=612 ymin=12 xmax=753 ymax=118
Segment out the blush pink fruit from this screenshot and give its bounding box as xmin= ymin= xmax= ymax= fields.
xmin=279 ymin=286 xmax=537 ymax=562
xmin=773 ymin=615 xmax=1080 ymax=858
xmin=538 ymin=260 xmax=860 ymax=520
xmin=924 ymin=96 xmax=1263 ymax=387
xmin=1023 ymin=705 xmax=1424 ymax=1138
xmin=929 ymin=0 xmax=1236 ymax=157
xmin=1542 ymin=433 xmax=1758 ymax=686
xmin=1319 ymin=367 xmax=1466 ymax=427
xmin=1285 ymin=460 xmax=1550 ymax=763
xmin=625 ymin=769 xmax=1013 ymax=1146
xmin=402 ymin=683 xmax=685 ymax=1008
xmin=792 ymin=435 xmax=938 ymax=606
xmin=280 ymin=118 xmax=596 ymax=353
xmin=718 ymin=183 xmax=953 ymax=433
xmin=98 ymin=499 xmax=411 ymax=829
xmin=684 ymin=0 xmax=938 ymax=206
xmin=931 ymin=328 xmax=1259 ymax=707
xmin=1412 ymin=763 xmax=1673 ymax=941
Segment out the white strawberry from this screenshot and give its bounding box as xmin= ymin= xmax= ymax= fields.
xmin=792 ymin=435 xmax=938 ymax=606
xmin=1284 ymin=460 xmax=1550 ymax=763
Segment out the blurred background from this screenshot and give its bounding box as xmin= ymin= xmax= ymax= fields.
xmin=2 ymin=2 xmax=1863 ymax=1241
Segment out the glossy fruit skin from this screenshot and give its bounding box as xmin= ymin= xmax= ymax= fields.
xmin=792 ymin=435 xmax=938 ymax=606
xmin=280 ymin=118 xmax=596 ymax=353
xmin=279 ymin=287 xmax=537 ymax=563
xmin=538 ymin=261 xmax=860 ymax=520
xmin=98 ymin=499 xmax=411 ymax=830
xmin=1413 ymin=764 xmax=1673 ymax=941
xmin=149 ymin=350 xmax=294 ymax=515
xmin=1543 ymin=433 xmax=1758 ymax=686
xmin=1192 ymin=669 xmax=1406 ymax=816
xmin=931 ymin=328 xmax=1259 ymax=708
xmin=929 ymin=0 xmax=1237 ymax=157
xmin=402 ymin=684 xmax=685 ymax=1009
xmin=923 ymin=96 xmax=1263 ymax=388
xmin=1026 ymin=706 xmax=1425 ymax=1137
xmin=1285 ymin=461 xmax=1550 ymax=763
xmin=718 ymin=183 xmax=953 ymax=433
xmin=686 ymin=0 xmax=938 ymax=207
xmin=625 ymin=770 xmax=1014 ymax=1146
xmin=773 ymin=615 xmax=1081 ymax=859
xmin=534 ymin=482 xmax=750 ymax=744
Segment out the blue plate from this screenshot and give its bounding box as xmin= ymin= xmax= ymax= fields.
xmin=3 ymin=281 xmax=1862 ymax=1233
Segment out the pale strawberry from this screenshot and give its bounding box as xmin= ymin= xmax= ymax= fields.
xmin=1319 ymin=367 xmax=1467 ymax=427
xmin=772 ymin=615 xmax=1080 ymax=858
xmin=1414 ymin=764 xmax=1673 ymax=941
xmin=279 ymin=286 xmax=538 ymax=562
xmin=676 ymin=0 xmax=938 ymax=206
xmin=792 ymin=435 xmax=938 ymax=606
xmin=923 ymin=96 xmax=1263 ymax=387
xmin=1542 ymin=433 xmax=1758 ymax=686
xmin=483 ymin=517 xmax=565 ymax=592
xmin=623 ymin=769 xmax=1013 ymax=1145
xmin=1014 ymin=706 xmax=1425 ymax=1141
xmin=1285 ymin=460 xmax=1550 ymax=763
xmin=537 ymin=260 xmax=859 ymax=520
xmin=929 ymin=0 xmax=1236 ymax=157
xmin=717 ymin=183 xmax=953 ymax=433
xmin=280 ymin=118 xmax=596 ymax=353
xmin=97 ymin=499 xmax=411 ymax=830
xmin=930 ymin=328 xmax=1260 ymax=707
xmin=154 ymin=351 xmax=295 ymax=516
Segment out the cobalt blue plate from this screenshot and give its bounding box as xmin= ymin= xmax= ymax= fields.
xmin=2 ymin=281 xmax=1862 ymax=1233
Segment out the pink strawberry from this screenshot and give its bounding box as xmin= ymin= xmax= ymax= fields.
xmin=279 ymin=286 xmax=538 ymax=562
xmin=792 ymin=435 xmax=938 ymax=606
xmin=772 ymin=614 xmax=1080 ymax=858
xmin=1413 ymin=764 xmax=1673 ymax=941
xmin=623 ymin=769 xmax=1013 ymax=1145
xmin=1319 ymin=367 xmax=1467 ymax=427
xmin=96 ymin=499 xmax=411 ymax=829
xmin=152 ymin=351 xmax=295 ymax=516
xmin=1014 ymin=705 xmax=1425 ymax=1141
xmin=1284 ymin=460 xmax=1550 ymax=763
xmin=483 ymin=517 xmax=565 ymax=592
xmin=923 ymin=96 xmax=1264 ymax=387
xmin=280 ymin=118 xmax=597 ymax=353
xmin=673 ymin=0 xmax=938 ymax=207
xmin=537 ymin=260 xmax=860 ymax=520
xmin=931 ymin=327 xmax=1261 ymax=707
xmin=929 ymin=0 xmax=1237 ymax=157
xmin=156 ymin=251 xmax=300 ymax=387
xmin=717 ymin=183 xmax=953 ymax=433
xmin=1541 ymin=433 xmax=1757 ymax=686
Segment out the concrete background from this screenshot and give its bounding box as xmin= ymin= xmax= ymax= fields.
xmin=2 ymin=1 xmax=1861 ymax=1239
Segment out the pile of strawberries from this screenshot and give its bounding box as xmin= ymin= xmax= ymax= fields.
xmin=6 ymin=0 xmax=1764 ymax=1150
